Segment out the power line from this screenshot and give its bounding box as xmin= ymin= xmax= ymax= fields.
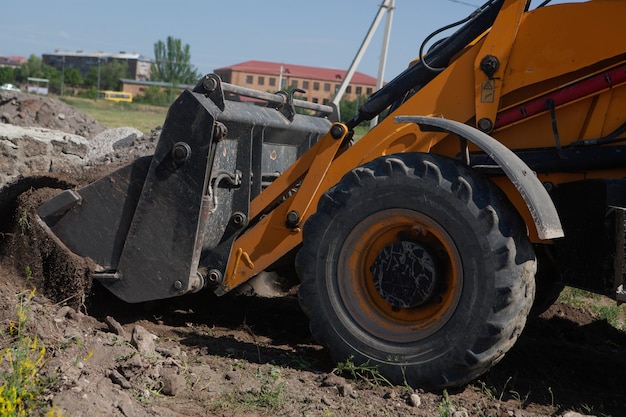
xmin=447 ymin=0 xmax=480 ymax=8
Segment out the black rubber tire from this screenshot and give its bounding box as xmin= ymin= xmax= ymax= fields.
xmin=296 ymin=153 xmax=536 ymax=389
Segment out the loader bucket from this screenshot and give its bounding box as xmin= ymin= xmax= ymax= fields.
xmin=37 ymin=75 xmax=334 ymax=303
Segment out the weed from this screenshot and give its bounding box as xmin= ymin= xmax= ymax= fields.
xmin=437 ymin=390 xmax=456 ymax=417
xmin=217 ymin=366 xmax=285 ymax=412
xmin=250 ymin=366 xmax=284 ymax=410
xmin=0 ymin=290 xmax=52 ymax=416
xmin=333 ymin=355 xmax=392 ymax=387
xmin=17 ymin=210 xmax=30 ymax=236
xmin=23 ymin=266 xmax=32 ymax=283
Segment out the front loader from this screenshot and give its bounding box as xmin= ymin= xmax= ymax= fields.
xmin=32 ymin=0 xmax=626 ymax=388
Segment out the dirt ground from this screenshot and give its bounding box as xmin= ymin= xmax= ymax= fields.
xmin=1 ymin=95 xmax=625 ymax=416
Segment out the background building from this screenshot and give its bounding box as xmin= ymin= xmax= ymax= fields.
xmin=214 ymin=60 xmax=378 ymax=105
xmin=0 ymin=56 xmax=26 ymax=68
xmin=43 ymin=50 xmax=152 ymax=81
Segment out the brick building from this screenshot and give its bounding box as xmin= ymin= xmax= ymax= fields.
xmin=0 ymin=56 xmax=26 ymax=68
xmin=214 ymin=60 xmax=378 ymax=105
xmin=43 ymin=50 xmax=152 ymax=81
xmin=119 ymin=78 xmax=193 ymax=97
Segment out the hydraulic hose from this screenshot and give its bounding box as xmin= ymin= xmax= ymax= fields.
xmin=346 ymin=0 xmax=504 ymax=129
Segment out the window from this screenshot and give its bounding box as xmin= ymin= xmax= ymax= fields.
xmin=312 ymin=98 xmax=319 ymax=103
xmin=346 ymin=86 xmax=352 ymax=94
xmin=323 ymin=83 xmax=331 ymax=92
xmin=246 ymin=75 xmax=253 ymax=84
xmin=323 ymin=98 xmax=329 ymax=105
xmin=366 ymin=87 xmax=373 ymax=95
xmin=269 ymin=77 xmax=276 ymax=86
xmin=258 ymin=76 xmax=265 ymax=86
xmin=291 ymin=80 xmax=298 ymax=88
xmin=356 ymin=86 xmax=362 ymax=95
xmin=302 ymin=80 xmax=309 ymax=89
xmin=313 ymin=82 xmax=320 ymax=91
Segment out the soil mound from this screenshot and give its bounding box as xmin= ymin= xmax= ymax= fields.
xmin=0 ymin=91 xmax=105 ymax=139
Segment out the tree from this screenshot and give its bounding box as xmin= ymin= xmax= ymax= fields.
xmin=15 ymin=54 xmax=45 ymax=82
xmin=339 ymin=95 xmax=367 ymax=123
xmin=15 ymin=55 xmax=61 ymax=93
xmin=84 ymin=59 xmax=130 ymax=91
xmin=0 ymin=67 xmax=15 ymax=85
xmin=63 ymin=68 xmax=83 ymax=86
xmin=134 ymin=85 xmax=170 ymax=107
xmin=151 ymin=36 xmax=200 ymax=85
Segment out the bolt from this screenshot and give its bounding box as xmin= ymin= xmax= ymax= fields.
xmin=330 ymin=124 xmax=346 ymax=140
xmin=480 ymin=55 xmax=500 ymax=78
xmin=286 ymin=210 xmax=300 ymax=228
xmin=172 ymin=142 xmax=191 ymax=164
xmin=477 ymin=118 xmax=493 ymax=133
xmin=207 ymin=269 xmax=222 ymax=284
xmin=202 ymin=75 xmax=218 ymax=92
xmin=231 ymin=212 xmax=247 ymax=227
xmin=173 ymin=280 xmax=183 ymax=290
xmin=213 ymin=122 xmax=228 ymax=141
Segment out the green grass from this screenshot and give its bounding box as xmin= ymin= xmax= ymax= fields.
xmin=214 ymin=365 xmax=285 ymax=412
xmin=59 ymin=96 xmax=168 ymax=134
xmin=558 ymin=286 xmax=626 ymax=331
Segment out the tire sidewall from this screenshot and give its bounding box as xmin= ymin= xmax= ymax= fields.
xmin=298 ymin=153 xmax=533 ymax=387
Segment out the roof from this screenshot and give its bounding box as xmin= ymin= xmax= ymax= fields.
xmin=0 ymin=56 xmax=27 ymax=66
xmin=215 ymin=60 xmax=378 ymax=86
xmin=45 ymin=50 xmax=152 ymax=62
xmin=119 ymin=78 xmax=193 ymax=89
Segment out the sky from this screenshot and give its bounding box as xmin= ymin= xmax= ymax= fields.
xmin=1 ymin=0 xmax=581 ymax=83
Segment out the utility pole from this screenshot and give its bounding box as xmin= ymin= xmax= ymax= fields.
xmin=96 ymin=57 xmax=102 ymax=99
xmin=370 ymin=0 xmax=395 ymax=128
xmin=61 ymin=56 xmax=65 ymax=96
xmin=332 ymin=0 xmax=395 ymax=123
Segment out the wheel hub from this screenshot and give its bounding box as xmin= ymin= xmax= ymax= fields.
xmin=370 ymin=241 xmax=438 ymax=308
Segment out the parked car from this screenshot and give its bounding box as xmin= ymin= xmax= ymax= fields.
xmin=0 ymin=83 xmax=21 ymax=92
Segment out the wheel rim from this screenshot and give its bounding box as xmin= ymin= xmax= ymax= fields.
xmin=336 ymin=208 xmax=463 ymax=344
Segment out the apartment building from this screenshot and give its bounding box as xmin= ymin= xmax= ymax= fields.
xmin=43 ymin=50 xmax=152 ymax=81
xmin=214 ymin=60 xmax=378 ymax=104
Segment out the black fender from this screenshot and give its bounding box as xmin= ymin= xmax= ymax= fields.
xmin=394 ymin=115 xmax=564 ymax=240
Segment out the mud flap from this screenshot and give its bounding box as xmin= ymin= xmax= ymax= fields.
xmin=394 ymin=115 xmax=564 ymax=240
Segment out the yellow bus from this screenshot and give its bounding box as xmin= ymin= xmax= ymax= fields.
xmin=99 ymin=90 xmax=133 ymax=103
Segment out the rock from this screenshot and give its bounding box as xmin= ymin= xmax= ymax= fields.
xmin=109 ymin=369 xmax=132 ymax=389
xmin=161 ymin=371 xmax=186 ymax=396
xmin=113 ymin=389 xmax=137 ymax=417
xmin=104 ymin=316 xmax=127 ymax=339
xmin=87 ymin=126 xmax=142 ymax=161
xmin=156 ymin=346 xmax=181 ymax=358
xmin=409 ymin=392 xmax=421 ymax=407
xmin=131 ymin=325 xmax=157 ymax=356
xmin=0 ymin=124 xmax=89 ymax=188
xmin=56 ymin=306 xmax=80 ymax=322
xmin=0 ymin=91 xmax=105 ymax=138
